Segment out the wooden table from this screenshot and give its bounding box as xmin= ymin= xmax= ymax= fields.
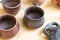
xmin=0 ymin=0 xmax=60 ymax=40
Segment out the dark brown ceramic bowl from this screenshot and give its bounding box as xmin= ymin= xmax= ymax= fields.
xmin=2 ymin=0 xmax=21 ymax=15
xmin=52 ymin=0 xmax=60 ymax=5
xmin=23 ymin=6 xmax=44 ymax=29
xmin=32 ymin=0 xmax=45 ymax=6
xmin=0 ymin=14 xmax=19 ymax=39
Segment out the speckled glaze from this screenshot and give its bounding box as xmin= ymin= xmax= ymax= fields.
xmin=2 ymin=0 xmax=21 ymax=15
xmin=52 ymin=0 xmax=60 ymax=5
xmin=0 ymin=14 xmax=19 ymax=39
xmin=23 ymin=6 xmax=44 ymax=29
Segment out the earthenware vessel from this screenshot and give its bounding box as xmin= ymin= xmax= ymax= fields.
xmin=52 ymin=0 xmax=60 ymax=5
xmin=56 ymin=28 xmax=60 ymax=40
xmin=2 ymin=0 xmax=21 ymax=15
xmin=44 ymin=22 xmax=60 ymax=40
xmin=32 ymin=0 xmax=45 ymax=6
xmin=0 ymin=14 xmax=19 ymax=39
xmin=23 ymin=6 xmax=44 ymax=29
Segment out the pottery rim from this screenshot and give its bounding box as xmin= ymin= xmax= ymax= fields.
xmin=25 ymin=7 xmax=44 ymax=21
xmin=0 ymin=14 xmax=17 ymax=31
xmin=2 ymin=0 xmax=21 ymax=9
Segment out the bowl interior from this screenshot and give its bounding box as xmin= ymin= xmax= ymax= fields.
xmin=0 ymin=15 xmax=16 ymax=30
xmin=26 ymin=7 xmax=44 ymax=19
xmin=2 ymin=0 xmax=20 ymax=7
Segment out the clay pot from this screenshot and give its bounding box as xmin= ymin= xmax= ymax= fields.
xmin=52 ymin=0 xmax=60 ymax=5
xmin=44 ymin=22 xmax=60 ymax=40
xmin=44 ymin=22 xmax=60 ymax=36
xmin=23 ymin=6 xmax=44 ymax=29
xmin=32 ymin=0 xmax=45 ymax=6
xmin=2 ymin=0 xmax=21 ymax=15
xmin=0 ymin=14 xmax=19 ymax=39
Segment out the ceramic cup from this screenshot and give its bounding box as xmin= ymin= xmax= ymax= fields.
xmin=44 ymin=22 xmax=60 ymax=36
xmin=32 ymin=0 xmax=45 ymax=6
xmin=44 ymin=22 xmax=60 ymax=40
xmin=2 ymin=0 xmax=21 ymax=15
xmin=23 ymin=6 xmax=44 ymax=29
xmin=52 ymin=0 xmax=60 ymax=5
xmin=0 ymin=14 xmax=19 ymax=39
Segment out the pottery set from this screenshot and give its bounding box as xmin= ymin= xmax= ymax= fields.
xmin=0 ymin=0 xmax=60 ymax=39
xmin=0 ymin=0 xmax=21 ymax=39
xmin=0 ymin=6 xmax=45 ymax=39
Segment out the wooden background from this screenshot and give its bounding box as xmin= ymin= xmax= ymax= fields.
xmin=0 ymin=0 xmax=60 ymax=40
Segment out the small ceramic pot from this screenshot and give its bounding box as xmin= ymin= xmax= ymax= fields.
xmin=44 ymin=22 xmax=60 ymax=40
xmin=23 ymin=6 xmax=44 ymax=29
xmin=2 ymin=0 xmax=21 ymax=15
xmin=32 ymin=0 xmax=45 ymax=6
xmin=44 ymin=22 xmax=60 ymax=36
xmin=52 ymin=0 xmax=60 ymax=5
xmin=0 ymin=14 xmax=19 ymax=39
